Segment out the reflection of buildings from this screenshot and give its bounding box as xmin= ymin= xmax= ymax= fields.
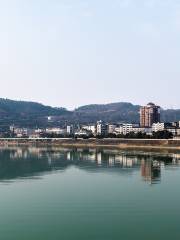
xmin=115 ymin=155 xmax=138 ymax=167
xmin=141 ymin=159 xmax=161 ymax=184
xmin=9 ymin=147 xmax=43 ymax=159
xmin=1 ymin=146 xmax=180 ymax=184
xmin=97 ymin=153 xmax=102 ymax=165
xmin=65 ymin=150 xmax=140 ymax=169
xmin=172 ymin=154 xmax=180 ymax=165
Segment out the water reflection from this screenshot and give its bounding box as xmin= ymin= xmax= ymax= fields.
xmin=0 ymin=147 xmax=180 ymax=184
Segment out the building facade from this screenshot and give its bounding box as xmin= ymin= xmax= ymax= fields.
xmin=67 ymin=125 xmax=74 ymax=135
xmin=96 ymin=121 xmax=108 ymax=136
xmin=140 ymin=103 xmax=160 ymax=127
xmin=82 ymin=125 xmax=96 ymax=135
xmin=152 ymin=122 xmax=180 ymax=136
xmin=108 ymin=124 xmax=117 ymax=134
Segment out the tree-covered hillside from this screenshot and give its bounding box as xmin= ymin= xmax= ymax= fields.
xmin=0 ymin=99 xmax=179 ymax=130
xmin=0 ymin=98 xmax=71 ymax=129
xmin=74 ymin=102 xmax=140 ymax=123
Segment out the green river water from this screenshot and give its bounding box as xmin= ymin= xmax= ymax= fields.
xmin=0 ymin=147 xmax=180 ymax=240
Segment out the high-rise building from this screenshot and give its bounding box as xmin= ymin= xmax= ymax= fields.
xmin=67 ymin=125 xmax=74 ymax=135
xmin=140 ymin=103 xmax=160 ymax=127
xmin=96 ymin=120 xmax=108 ymax=136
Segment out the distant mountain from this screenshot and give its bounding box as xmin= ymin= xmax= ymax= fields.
xmin=0 ymin=98 xmax=179 ymax=130
xmin=74 ymin=103 xmax=180 ymax=124
xmin=0 ymin=98 xmax=71 ymax=129
xmin=161 ymin=109 xmax=180 ymax=123
xmin=73 ymin=102 xmax=140 ymax=123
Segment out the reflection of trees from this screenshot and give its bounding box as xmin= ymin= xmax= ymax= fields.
xmin=0 ymin=147 xmax=179 ymax=182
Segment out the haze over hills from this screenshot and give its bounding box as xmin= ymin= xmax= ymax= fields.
xmin=0 ymin=98 xmax=180 ymax=130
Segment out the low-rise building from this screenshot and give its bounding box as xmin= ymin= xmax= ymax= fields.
xmin=108 ymin=124 xmax=117 ymax=134
xmin=152 ymin=122 xmax=180 ymax=136
xmin=10 ymin=126 xmax=32 ymax=137
xmin=74 ymin=129 xmax=92 ymax=137
xmin=166 ymin=127 xmax=177 ymax=136
xmin=46 ymin=128 xmax=66 ymax=135
xmin=114 ymin=126 xmax=123 ymax=135
xmin=152 ymin=123 xmax=168 ymax=132
xmin=121 ymin=124 xmax=140 ymax=135
xmin=82 ymin=125 xmax=96 ymax=135
xmin=131 ymin=127 xmax=152 ymax=135
xmin=114 ymin=124 xmax=145 ymax=135
xmin=122 ymin=124 xmax=133 ymax=135
xmin=34 ymin=129 xmax=44 ymax=134
xmin=177 ymin=128 xmax=180 ymax=136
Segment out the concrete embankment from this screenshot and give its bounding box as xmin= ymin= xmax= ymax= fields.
xmin=0 ymin=138 xmax=180 ymax=150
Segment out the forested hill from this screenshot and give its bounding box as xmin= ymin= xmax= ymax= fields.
xmin=74 ymin=103 xmax=180 ymax=123
xmin=74 ymin=103 xmax=141 ymax=123
xmin=0 ymin=98 xmax=71 ymax=129
xmin=0 ymin=99 xmax=180 ymax=129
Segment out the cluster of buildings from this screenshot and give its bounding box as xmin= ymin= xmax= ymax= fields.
xmin=9 ymin=103 xmax=180 ymax=138
xmin=140 ymin=103 xmax=180 ymax=137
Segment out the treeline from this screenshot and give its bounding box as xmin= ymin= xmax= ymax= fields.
xmin=29 ymin=130 xmax=173 ymax=139
xmin=107 ymin=131 xmax=173 ymax=139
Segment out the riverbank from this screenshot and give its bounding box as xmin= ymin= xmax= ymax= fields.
xmin=0 ymin=138 xmax=180 ymax=150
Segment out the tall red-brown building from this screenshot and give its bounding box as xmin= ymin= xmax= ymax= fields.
xmin=140 ymin=103 xmax=160 ymax=127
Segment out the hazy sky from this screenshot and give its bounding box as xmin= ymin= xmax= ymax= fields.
xmin=0 ymin=0 xmax=180 ymax=109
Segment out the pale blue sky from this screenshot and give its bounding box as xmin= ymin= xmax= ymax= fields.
xmin=0 ymin=0 xmax=180 ymax=109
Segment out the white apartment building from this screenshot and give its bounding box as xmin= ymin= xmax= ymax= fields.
xmin=114 ymin=124 xmax=140 ymax=135
xmin=74 ymin=129 xmax=91 ymax=137
xmin=177 ymin=128 xmax=180 ymax=136
xmin=35 ymin=129 xmax=44 ymax=133
xmin=113 ymin=124 xmax=152 ymax=135
xmin=122 ymin=124 xmax=133 ymax=135
xmin=166 ymin=128 xmax=177 ymax=136
xmin=96 ymin=121 xmax=108 ymax=135
xmin=114 ymin=126 xmax=123 ymax=135
xmin=67 ymin=125 xmax=74 ymax=135
xmin=46 ymin=128 xmax=66 ymax=135
xmin=152 ymin=122 xmax=180 ymax=136
xmin=82 ymin=125 xmax=96 ymax=134
xmin=131 ymin=127 xmax=152 ymax=135
xmin=152 ymin=123 xmax=166 ymax=132
xmin=108 ymin=124 xmax=117 ymax=134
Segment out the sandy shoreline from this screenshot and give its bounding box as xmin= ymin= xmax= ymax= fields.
xmin=0 ymin=138 xmax=180 ymax=151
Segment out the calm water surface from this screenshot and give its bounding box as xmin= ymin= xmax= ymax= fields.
xmin=0 ymin=147 xmax=180 ymax=240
